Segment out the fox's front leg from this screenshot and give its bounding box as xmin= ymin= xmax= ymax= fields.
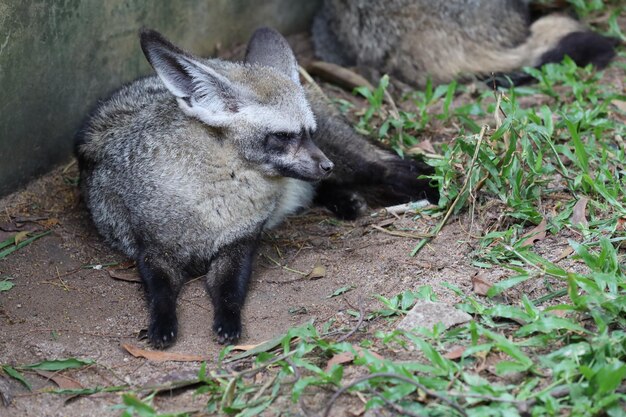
xmin=205 ymin=234 xmax=260 ymax=344
xmin=137 ymin=249 xmax=185 ymax=349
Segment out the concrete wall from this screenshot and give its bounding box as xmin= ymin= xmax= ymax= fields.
xmin=0 ymin=0 xmax=321 ymax=196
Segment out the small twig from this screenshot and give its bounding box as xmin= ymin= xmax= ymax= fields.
xmin=372 ymin=224 xmax=432 ymax=240
xmin=55 ymin=267 xmax=70 ymax=291
xmin=336 ymin=296 xmax=365 ymax=343
xmin=323 ymin=372 xmax=467 ymax=417
xmin=13 ymin=216 xmax=49 ymax=223
xmin=251 ymin=373 xmax=277 ymax=402
xmin=262 ymin=254 xmax=308 ymax=276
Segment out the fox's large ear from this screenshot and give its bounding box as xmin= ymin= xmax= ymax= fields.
xmin=244 ymin=27 xmax=300 ymax=84
xmin=140 ymin=29 xmax=239 ymax=126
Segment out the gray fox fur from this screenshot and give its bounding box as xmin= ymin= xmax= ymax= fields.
xmin=75 ymin=28 xmax=436 ymax=348
xmin=313 ymin=0 xmax=617 ymax=87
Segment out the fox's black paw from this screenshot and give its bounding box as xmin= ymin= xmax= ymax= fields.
xmin=213 ymin=315 xmax=242 ymax=345
xmin=315 ymin=186 xmax=368 ymax=220
xmin=148 ymin=315 xmax=178 ymax=349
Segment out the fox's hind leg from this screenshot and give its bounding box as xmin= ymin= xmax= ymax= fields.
xmin=138 ymin=249 xmax=186 ymax=349
xmin=308 ymin=92 xmax=439 ymax=217
xmin=205 ymin=234 xmax=260 ymax=344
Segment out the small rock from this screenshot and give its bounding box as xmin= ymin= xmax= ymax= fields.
xmin=397 ymin=300 xmax=472 ymax=331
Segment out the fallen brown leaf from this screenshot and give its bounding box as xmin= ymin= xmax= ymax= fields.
xmin=108 ymin=269 xmax=141 ymax=283
xmin=375 ymin=218 xmax=397 ymax=228
xmin=324 ymin=351 xmax=355 ymax=372
xmin=408 ymin=139 xmax=436 ymax=155
xmin=307 ymin=261 xmax=326 ymax=280
xmin=611 ymin=99 xmax=626 ymax=113
xmin=35 ymin=370 xmax=83 ymax=390
xmin=554 ymin=246 xmax=575 ymax=262
xmin=13 ymin=231 xmax=30 ymax=245
xmin=231 ymin=343 xmax=264 ymax=352
xmin=520 ymin=218 xmax=547 ymax=247
xmin=353 ymin=346 xmax=384 ymax=361
xmin=443 ymin=345 xmax=467 ymax=360
xmin=113 ymin=260 xmax=136 ymax=270
xmin=121 ymin=344 xmax=210 ymax=362
xmin=39 ymin=218 xmax=60 ymax=229
xmin=324 ymin=346 xmax=384 ymax=372
xmin=472 ymin=273 xmax=493 ymax=296
xmin=348 ymin=405 xmax=366 ymax=417
xmin=571 ymin=197 xmax=589 ymax=228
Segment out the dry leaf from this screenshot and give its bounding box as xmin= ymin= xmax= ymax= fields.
xmin=408 ymin=139 xmax=436 ymax=155
xmin=35 ymin=370 xmax=83 ymax=390
xmin=547 ymin=309 xmax=569 ymax=318
xmin=443 ymin=345 xmax=467 ymax=360
xmin=122 ymin=344 xmax=209 ymax=362
xmin=39 ymin=218 xmax=60 ymax=229
xmin=353 ymin=346 xmax=384 ymax=361
xmin=472 ymin=273 xmax=493 ymax=296
xmin=324 ymin=351 xmax=355 ymax=372
xmin=348 ymin=405 xmax=366 ymax=417
xmin=114 ymin=260 xmax=136 ymax=269
xmin=13 ymin=231 xmax=30 ymax=245
xmin=307 ymin=261 xmax=326 ymax=280
xmin=323 ymin=346 xmax=384 ymax=372
xmin=554 ymin=246 xmax=575 ymax=262
xmin=108 ymin=269 xmax=141 ymax=283
xmin=306 ymin=61 xmax=374 ymax=91
xmin=611 ymin=99 xmax=626 ymax=113
xmin=376 ymin=218 xmax=397 ymax=228
xmin=571 ymin=197 xmax=589 ymax=228
xmin=231 ymin=343 xmax=264 ymax=352
xmin=520 ymin=218 xmax=547 ymax=247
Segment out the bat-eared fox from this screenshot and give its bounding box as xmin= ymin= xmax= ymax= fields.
xmin=313 ymin=0 xmax=618 ymax=87
xmin=75 ymin=28 xmax=437 ymax=348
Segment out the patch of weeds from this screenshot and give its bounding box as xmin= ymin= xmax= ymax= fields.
xmin=370 ymin=285 xmax=438 ymax=319
xmin=354 ymin=76 xmax=483 ymax=155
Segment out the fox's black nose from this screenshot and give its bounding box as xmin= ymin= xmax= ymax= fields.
xmin=320 ymin=160 xmax=334 ymax=173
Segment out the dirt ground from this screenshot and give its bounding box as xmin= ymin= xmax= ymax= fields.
xmin=1 ymin=31 xmax=623 ymax=417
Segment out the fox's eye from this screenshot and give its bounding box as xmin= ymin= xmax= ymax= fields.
xmin=274 ymin=132 xmax=295 ymax=141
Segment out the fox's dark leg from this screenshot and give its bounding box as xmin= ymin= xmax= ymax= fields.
xmin=205 ymin=234 xmax=260 ymax=344
xmin=137 ymin=249 xmax=185 ymax=349
xmin=308 ymin=91 xmax=439 ymax=218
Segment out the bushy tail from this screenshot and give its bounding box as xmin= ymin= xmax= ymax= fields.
xmin=484 ymin=14 xmax=618 ymax=86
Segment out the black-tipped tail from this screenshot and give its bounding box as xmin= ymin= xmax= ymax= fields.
xmin=538 ymin=31 xmax=619 ymax=69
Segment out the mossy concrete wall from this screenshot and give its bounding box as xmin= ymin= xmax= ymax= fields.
xmin=0 ymin=0 xmax=321 ymax=197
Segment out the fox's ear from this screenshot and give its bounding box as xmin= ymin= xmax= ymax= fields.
xmin=140 ymin=29 xmax=240 ymax=126
xmin=244 ymin=27 xmax=300 ymax=84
